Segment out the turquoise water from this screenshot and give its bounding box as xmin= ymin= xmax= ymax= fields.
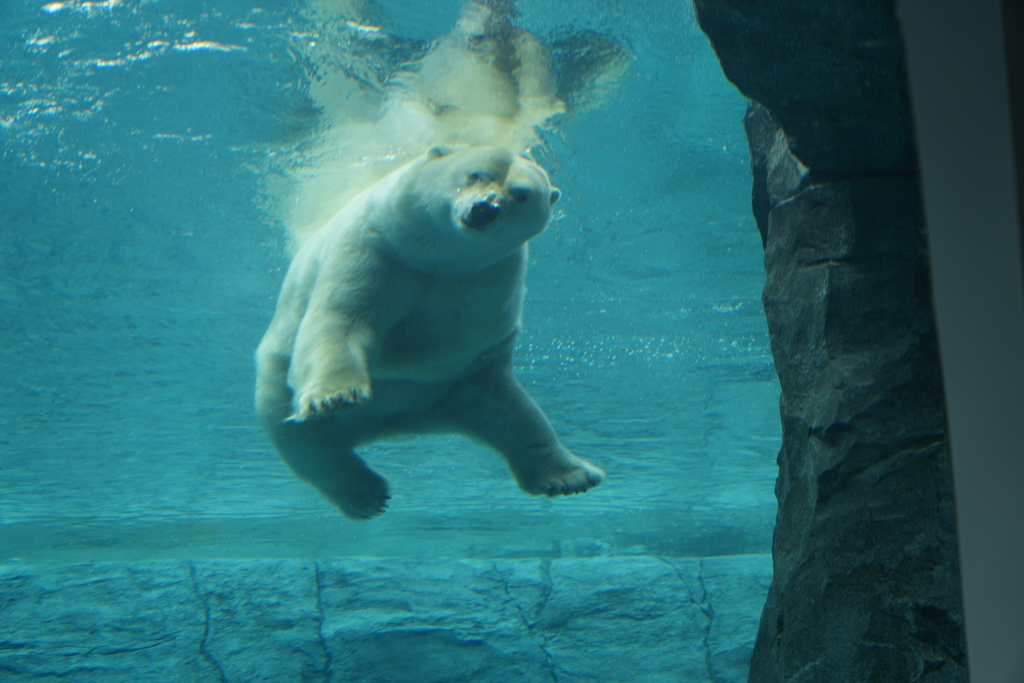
xmin=0 ymin=0 xmax=777 ymax=562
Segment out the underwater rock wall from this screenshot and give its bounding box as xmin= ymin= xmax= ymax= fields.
xmin=693 ymin=1 xmax=968 ymax=681
xmin=0 ymin=555 xmax=770 ymax=683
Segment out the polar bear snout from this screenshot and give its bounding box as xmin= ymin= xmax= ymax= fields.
xmin=464 ymin=199 xmax=502 ymax=230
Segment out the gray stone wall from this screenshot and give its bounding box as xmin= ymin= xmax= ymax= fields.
xmin=1 ymin=555 xmax=770 ymax=683
xmin=694 ymin=1 xmax=968 ymax=681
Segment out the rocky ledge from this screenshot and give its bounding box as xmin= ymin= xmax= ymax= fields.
xmin=0 ymin=554 xmax=770 ymax=683
xmin=694 ymin=1 xmax=968 ymax=681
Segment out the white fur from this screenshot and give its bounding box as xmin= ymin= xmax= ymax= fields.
xmin=255 ymin=146 xmax=602 ymax=519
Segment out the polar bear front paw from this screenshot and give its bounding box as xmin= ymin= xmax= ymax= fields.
xmin=290 ymin=384 xmax=371 ymax=422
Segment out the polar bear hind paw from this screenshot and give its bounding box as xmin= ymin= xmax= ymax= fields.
xmin=516 ymin=453 xmax=605 ymax=497
xmin=332 ymin=471 xmax=391 ymax=520
xmin=541 ymin=461 xmax=605 ymax=497
xmin=338 ymin=488 xmax=391 ymax=520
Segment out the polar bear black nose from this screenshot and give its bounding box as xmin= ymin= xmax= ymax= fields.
xmin=465 ymin=201 xmax=501 ymax=230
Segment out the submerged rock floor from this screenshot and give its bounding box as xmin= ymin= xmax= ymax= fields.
xmin=1 ymin=554 xmax=770 ymax=683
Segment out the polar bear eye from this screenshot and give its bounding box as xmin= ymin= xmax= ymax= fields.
xmin=509 ymin=188 xmax=531 ymax=204
xmin=466 ymin=172 xmax=490 ymax=185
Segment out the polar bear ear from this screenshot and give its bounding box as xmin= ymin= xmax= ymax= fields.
xmin=550 ymin=187 xmax=561 ymax=206
xmin=426 ymin=145 xmax=453 ymax=160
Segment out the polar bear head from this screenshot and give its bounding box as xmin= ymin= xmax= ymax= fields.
xmin=384 ymin=146 xmax=561 ymax=275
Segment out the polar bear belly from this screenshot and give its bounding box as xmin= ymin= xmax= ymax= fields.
xmin=371 ymin=257 xmax=525 ymax=383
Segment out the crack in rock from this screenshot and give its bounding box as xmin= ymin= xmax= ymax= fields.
xmin=536 ymin=558 xmax=555 ymax=617
xmin=790 ymin=656 xmax=825 ymax=683
xmin=313 ymin=561 xmax=334 ymax=683
xmin=490 ymin=561 xmax=560 ymax=683
xmin=188 ymin=562 xmax=228 ymax=683
xmin=657 ymin=557 xmax=716 ymax=683
xmin=1 ymin=662 xmax=108 ymax=679
xmin=696 ymin=559 xmax=717 ymax=683
xmin=76 ymin=640 xmax=174 ymax=657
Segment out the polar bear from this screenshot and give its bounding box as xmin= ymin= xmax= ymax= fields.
xmin=255 ymin=145 xmax=604 ymax=519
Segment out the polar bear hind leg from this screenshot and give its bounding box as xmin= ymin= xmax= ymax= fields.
xmin=269 ymin=420 xmax=390 ymax=520
xmin=257 ymin=351 xmax=390 ymax=520
xmin=436 ymin=352 xmax=605 ymax=497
